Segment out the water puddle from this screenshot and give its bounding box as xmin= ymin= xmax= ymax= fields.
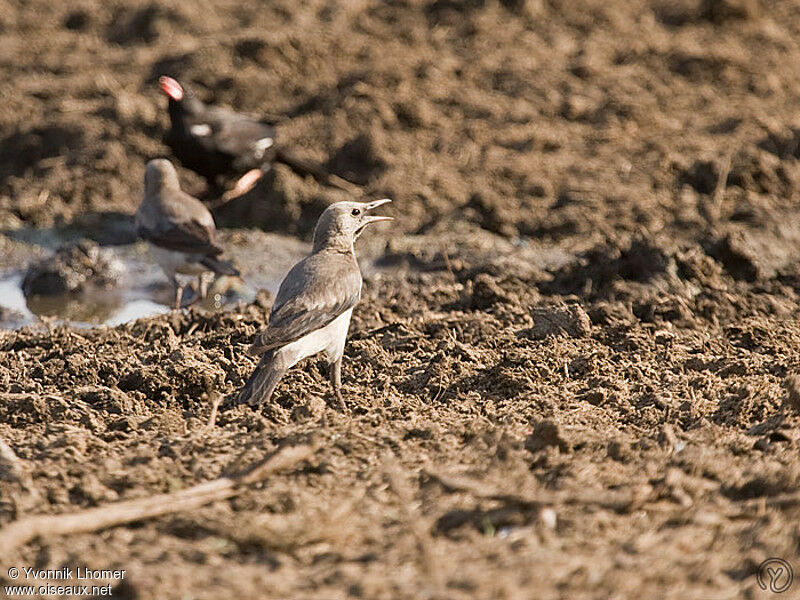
xmin=0 ymin=230 xmax=310 ymax=330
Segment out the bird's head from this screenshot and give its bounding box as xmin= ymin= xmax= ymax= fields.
xmin=312 ymin=199 xmax=393 ymax=253
xmin=159 ymin=76 xmax=185 ymax=102
xmin=144 ymin=158 xmax=181 ymax=196
xmin=158 ymin=76 xmax=203 ymax=116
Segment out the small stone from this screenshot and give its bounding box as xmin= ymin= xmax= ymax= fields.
xmin=579 ymin=389 xmax=607 ymax=406
xmin=107 ymin=416 xmax=134 ymax=433
xmin=529 ymin=304 xmax=591 ymax=340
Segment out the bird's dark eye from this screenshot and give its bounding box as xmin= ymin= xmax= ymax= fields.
xmin=351 ymin=209 xmax=361 ymax=216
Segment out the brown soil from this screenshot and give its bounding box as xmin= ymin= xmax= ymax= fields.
xmin=3 ymin=0 xmax=800 ymax=598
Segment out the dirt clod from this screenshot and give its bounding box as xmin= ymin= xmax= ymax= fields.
xmin=783 ymin=374 xmax=800 ymax=414
xmin=529 ymin=304 xmax=592 ymax=339
xmin=525 ymin=420 xmax=571 ymax=453
xmin=22 ymin=240 xmax=122 ymax=297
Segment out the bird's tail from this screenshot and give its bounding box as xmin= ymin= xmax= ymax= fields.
xmin=234 ymin=350 xmax=286 ymax=407
xmin=200 ymin=255 xmax=240 ymax=277
xmin=274 ymin=148 xmax=359 ymax=192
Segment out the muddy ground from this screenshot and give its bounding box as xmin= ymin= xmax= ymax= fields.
xmin=2 ymin=0 xmax=800 ymax=598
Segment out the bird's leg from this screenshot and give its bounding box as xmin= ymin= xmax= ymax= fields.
xmin=223 ymin=169 xmax=264 ymax=201
xmin=329 ymin=357 xmax=346 ymax=411
xmin=172 ymin=277 xmax=185 ymax=310
xmin=197 ymin=272 xmax=210 ymax=300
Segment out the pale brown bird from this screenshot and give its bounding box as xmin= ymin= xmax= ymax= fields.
xmin=136 ymin=159 xmax=239 ymax=309
xmin=235 ymin=199 xmax=392 ymax=409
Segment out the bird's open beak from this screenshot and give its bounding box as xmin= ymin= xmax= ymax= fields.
xmin=365 ymin=198 xmax=392 ymax=211
xmin=362 ymin=198 xmax=393 ymax=225
xmin=356 ymin=198 xmax=393 ymax=237
xmin=159 ymin=76 xmax=184 ymax=101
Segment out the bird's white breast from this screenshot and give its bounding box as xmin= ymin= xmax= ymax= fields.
xmin=278 ymin=308 xmax=353 ymax=368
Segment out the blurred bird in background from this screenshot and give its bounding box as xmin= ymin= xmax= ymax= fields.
xmin=158 ymin=76 xmax=358 ymax=200
xmin=136 ymin=158 xmax=240 ymax=309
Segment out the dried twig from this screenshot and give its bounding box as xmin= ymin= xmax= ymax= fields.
xmin=205 ymin=392 xmax=222 ymax=431
xmin=0 ymin=444 xmax=315 ymax=553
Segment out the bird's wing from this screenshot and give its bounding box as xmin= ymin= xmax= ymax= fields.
xmin=137 ymin=187 xmax=222 ymax=256
xmin=249 ymin=255 xmax=361 ymax=354
xmin=195 ymin=108 xmax=276 ymax=159
xmin=138 ymin=219 xmax=223 ymax=256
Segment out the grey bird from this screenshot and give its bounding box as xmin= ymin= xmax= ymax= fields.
xmin=235 ymin=199 xmax=392 ymax=409
xmin=136 ymin=159 xmax=240 ymax=309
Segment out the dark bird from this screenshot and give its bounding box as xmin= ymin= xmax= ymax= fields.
xmin=136 ymin=159 xmax=240 ymax=309
xmin=158 ymin=76 xmax=357 ymax=197
xmin=235 ymin=199 xmax=392 ymax=409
